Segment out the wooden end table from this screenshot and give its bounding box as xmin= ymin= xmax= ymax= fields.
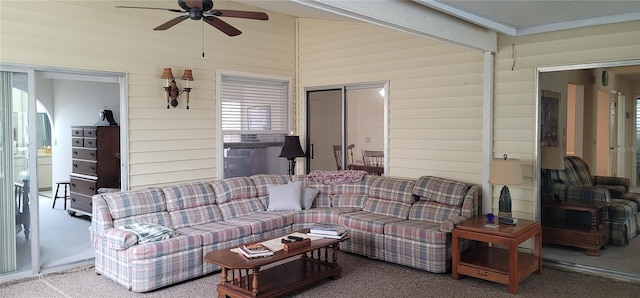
xmin=452 ymin=217 xmax=542 ymax=294
xmin=204 ymin=231 xmax=345 ymax=298
xmin=541 ymin=198 xmax=609 ymax=256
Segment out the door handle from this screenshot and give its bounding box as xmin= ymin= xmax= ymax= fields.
xmin=310 ymin=144 xmax=314 ymax=159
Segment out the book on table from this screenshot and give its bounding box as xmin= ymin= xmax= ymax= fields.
xmin=238 ymin=243 xmax=273 ymax=258
xmin=308 ymin=223 xmax=347 ymax=236
xmin=307 ymin=230 xmax=348 ymax=240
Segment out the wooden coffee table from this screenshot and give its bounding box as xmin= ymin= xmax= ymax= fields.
xmin=204 ymin=230 xmax=345 ymax=298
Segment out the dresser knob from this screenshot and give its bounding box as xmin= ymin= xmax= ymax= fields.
xmin=89 ymin=187 xmax=95 ymax=191
xmin=71 ymin=183 xmax=76 ymax=187
xmin=73 ymin=164 xmax=78 ymax=168
xmin=73 ymin=151 xmax=78 ymax=155
xmin=90 ymin=152 xmax=96 ymax=157
xmin=90 ymin=166 xmax=96 ymax=171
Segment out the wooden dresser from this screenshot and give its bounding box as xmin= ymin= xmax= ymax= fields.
xmin=69 ymin=126 xmax=120 ymax=216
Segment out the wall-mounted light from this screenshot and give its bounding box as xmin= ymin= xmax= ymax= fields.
xmin=161 ymin=67 xmax=194 ymax=109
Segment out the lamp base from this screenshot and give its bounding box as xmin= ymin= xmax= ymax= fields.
xmin=498 ymin=185 xmax=512 ymax=217
xmin=287 ymin=158 xmax=296 ymax=175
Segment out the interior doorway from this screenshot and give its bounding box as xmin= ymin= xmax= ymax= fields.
xmin=538 ymin=61 xmax=640 ymax=281
xmin=0 ymin=64 xmax=127 ymax=283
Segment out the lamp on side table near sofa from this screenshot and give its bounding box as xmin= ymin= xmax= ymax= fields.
xmin=541 ymin=146 xmax=565 ymax=201
xmin=489 ymin=154 xmax=523 ymax=218
xmin=279 ymin=135 xmax=306 ymax=175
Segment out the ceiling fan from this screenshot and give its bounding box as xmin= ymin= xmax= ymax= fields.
xmin=116 ymin=0 xmax=269 ymax=36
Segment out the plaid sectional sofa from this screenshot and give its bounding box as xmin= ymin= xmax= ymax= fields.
xmin=91 ymin=173 xmax=478 ymax=292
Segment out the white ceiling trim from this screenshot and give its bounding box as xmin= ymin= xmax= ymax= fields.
xmin=293 ymin=0 xmax=497 ymax=52
xmin=414 ymin=0 xmax=517 ymax=36
xmin=517 ymin=11 xmax=640 ymax=36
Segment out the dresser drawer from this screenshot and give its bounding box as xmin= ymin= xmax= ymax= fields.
xmin=70 ymin=193 xmax=93 ymax=214
xmin=72 ymin=160 xmax=97 ymax=175
xmin=457 ymin=263 xmax=507 ymax=284
xmin=72 ymin=137 xmax=84 ymax=147
xmin=70 ymin=176 xmax=97 ymax=195
xmin=83 ymin=137 xmax=97 ymax=148
xmin=72 ymin=128 xmax=84 ymax=137
xmin=83 ymin=128 xmax=96 ymax=137
xmin=72 ymin=148 xmax=97 ymax=161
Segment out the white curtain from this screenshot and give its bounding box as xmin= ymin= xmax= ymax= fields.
xmin=0 ymin=71 xmax=17 ymax=273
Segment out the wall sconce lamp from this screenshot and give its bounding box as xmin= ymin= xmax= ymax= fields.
xmin=161 ymin=67 xmax=194 ymax=109
xmin=279 ymin=135 xmax=306 ymax=175
xmin=488 ymin=154 xmax=523 ymax=217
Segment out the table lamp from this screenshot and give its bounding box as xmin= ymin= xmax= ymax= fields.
xmin=488 ymin=154 xmax=523 ymax=217
xmin=279 ymin=135 xmax=306 ymax=175
xmin=541 ymin=146 xmax=565 ymax=201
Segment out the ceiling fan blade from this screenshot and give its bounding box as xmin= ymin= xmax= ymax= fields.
xmin=209 ymin=10 xmax=269 ymax=20
xmin=115 ymin=6 xmax=184 ymax=13
xmin=204 ymin=16 xmax=242 ymax=36
xmin=154 ymin=16 xmax=189 ymax=31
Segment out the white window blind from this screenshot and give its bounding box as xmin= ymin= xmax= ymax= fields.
xmin=220 ymin=75 xmax=288 ymax=135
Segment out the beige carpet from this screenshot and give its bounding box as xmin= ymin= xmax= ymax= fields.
xmin=1 ymin=252 xmax=639 ymax=298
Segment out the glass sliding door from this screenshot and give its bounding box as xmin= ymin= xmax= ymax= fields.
xmin=0 ymin=70 xmax=34 ymax=277
xmin=306 ymin=83 xmax=387 ymax=174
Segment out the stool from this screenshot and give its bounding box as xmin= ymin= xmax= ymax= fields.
xmin=53 ymin=181 xmax=70 ymax=210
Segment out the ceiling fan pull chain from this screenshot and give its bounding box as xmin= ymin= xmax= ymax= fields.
xmin=202 ymin=21 xmax=205 ymax=58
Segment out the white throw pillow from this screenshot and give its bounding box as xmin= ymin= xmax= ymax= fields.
xmin=268 ymin=181 xmax=302 ymax=211
xmin=302 ymin=187 xmax=319 ymax=210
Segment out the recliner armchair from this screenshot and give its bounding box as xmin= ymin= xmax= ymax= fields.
xmin=551 ymin=156 xmax=640 ymax=246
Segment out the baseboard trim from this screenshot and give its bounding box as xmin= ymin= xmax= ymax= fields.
xmin=543 ymin=257 xmax=640 ymax=283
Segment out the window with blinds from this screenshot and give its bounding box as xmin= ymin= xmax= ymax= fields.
xmin=219 ymin=74 xmax=290 ymax=178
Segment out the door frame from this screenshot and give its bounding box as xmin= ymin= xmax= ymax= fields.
xmin=304 ymin=81 xmax=389 ymax=175
xmin=0 ymin=62 xmax=128 ymax=281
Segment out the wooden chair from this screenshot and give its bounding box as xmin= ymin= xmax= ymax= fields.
xmin=15 ymin=178 xmax=30 ymax=239
xmin=362 ymin=150 xmax=384 ymax=167
xmin=333 ymin=144 xmax=355 ymax=170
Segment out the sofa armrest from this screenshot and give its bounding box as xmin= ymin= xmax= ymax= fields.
xmin=593 ymin=176 xmax=629 ymax=191
xmin=440 ymin=216 xmax=468 ymax=233
xmin=101 ymin=227 xmax=138 ymax=250
xmin=552 ymin=184 xmax=611 ymax=202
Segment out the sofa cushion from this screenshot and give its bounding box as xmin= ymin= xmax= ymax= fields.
xmin=210 ymin=177 xmax=257 ymax=204
xmin=177 ymin=221 xmax=252 ymax=246
xmin=412 ymin=176 xmax=469 ymax=207
xmin=128 ymin=234 xmax=202 ymax=261
xmin=163 ymin=181 xmax=224 ymax=229
xmin=291 ymin=207 xmax=359 ymax=225
xmin=169 ymin=205 xmax=224 ymax=230
xmin=251 ymin=174 xmax=290 ymax=197
xmin=293 ymin=176 xmax=332 ymax=208
xmin=218 ymin=197 xmax=266 ymax=220
xmin=558 ymin=156 xmax=594 ymax=187
xmin=267 ymin=181 xmax=302 ymax=211
xmin=163 ymin=182 xmax=216 ymax=212
xmin=332 ymin=176 xmax=375 ymax=208
xmin=224 ymin=212 xmax=292 ymax=234
xmin=302 ymin=187 xmax=320 ymax=210
xmin=408 ymin=200 xmax=461 ymax=223
xmin=383 ymin=220 xmax=447 ymax=244
xmin=363 ymin=198 xmax=412 ymax=219
xmin=369 ymin=177 xmax=416 ymax=204
xmin=338 ymin=211 xmax=405 ymax=234
xmin=103 ymin=188 xmax=166 ymax=219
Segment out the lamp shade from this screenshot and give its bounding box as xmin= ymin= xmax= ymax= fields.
xmin=161 ymin=67 xmax=174 ymax=79
xmin=488 ymin=155 xmax=523 ymax=186
xmin=181 ymin=69 xmax=194 ymax=81
xmin=541 ymin=146 xmax=565 ymax=170
xmin=279 ymin=136 xmax=305 ymax=159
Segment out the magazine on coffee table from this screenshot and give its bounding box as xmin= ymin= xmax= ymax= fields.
xmin=309 ymin=223 xmax=347 ymax=236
